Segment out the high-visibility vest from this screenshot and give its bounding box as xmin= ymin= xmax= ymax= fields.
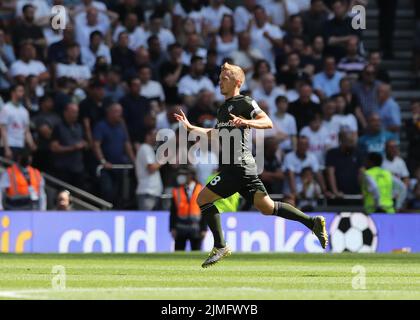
xmin=5 ymin=164 xmax=41 ymax=201
xmin=362 ymin=166 xmax=395 ymax=214
xmin=172 ymin=183 xmax=202 ymax=218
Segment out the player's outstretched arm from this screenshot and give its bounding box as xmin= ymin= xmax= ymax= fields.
xmin=174 ymin=109 xmax=214 ymax=136
xmin=230 ymin=112 xmax=273 ymax=129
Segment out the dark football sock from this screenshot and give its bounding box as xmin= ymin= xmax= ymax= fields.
xmin=200 ymin=203 xmax=226 ymax=248
xmin=273 ymin=202 xmax=315 ymax=230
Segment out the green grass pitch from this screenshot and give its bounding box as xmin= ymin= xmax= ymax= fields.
xmin=0 ymin=253 xmax=419 ymax=300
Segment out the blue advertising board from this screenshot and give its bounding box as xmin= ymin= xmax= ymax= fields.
xmin=0 ymin=211 xmax=419 ymax=253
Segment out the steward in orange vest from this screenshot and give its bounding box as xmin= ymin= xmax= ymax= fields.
xmin=170 ymin=167 xmax=207 ymax=251
xmin=0 ymin=151 xmax=46 ymax=210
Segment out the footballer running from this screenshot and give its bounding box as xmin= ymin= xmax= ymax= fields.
xmin=175 ymin=63 xmax=328 ymax=268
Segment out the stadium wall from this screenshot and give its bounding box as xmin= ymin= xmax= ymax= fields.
xmin=0 ymin=212 xmax=419 ymax=253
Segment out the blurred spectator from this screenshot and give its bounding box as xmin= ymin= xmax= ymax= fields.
xmin=187 ymin=89 xmax=216 ymax=127
xmin=313 ymin=56 xmax=344 ymax=99
xmin=170 ymin=166 xmax=206 ymax=251
xmin=303 ymin=35 xmax=325 ymax=74
xmin=9 ymin=42 xmax=49 ymax=87
xmin=55 ymin=43 xmax=91 ymax=87
xmin=147 ymin=35 xmax=167 ymax=80
xmin=253 ymin=73 xmax=286 ymax=114
xmin=337 ymin=36 xmax=366 ymax=77
xmin=358 ymin=113 xmax=397 ymax=156
xmin=230 ymin=31 xmax=264 ymax=78
xmin=298 ymin=166 xmax=321 ymax=211
xmin=266 ymin=0 xmax=300 ymax=28
xmin=300 ymin=112 xmax=333 ymax=169
xmin=12 ymin=4 xmax=46 ymax=54
xmin=283 ymin=14 xmax=309 ymax=49
xmin=159 ymin=42 xmax=188 ymax=104
xmin=302 ymin=0 xmax=328 ymax=40
xmin=24 ymin=74 xmax=42 ymax=114
xmin=0 ymin=148 xmax=46 ymax=210
xmin=50 ymin=103 xmax=87 ymax=188
xmin=289 ymin=83 xmax=321 ymax=131
xmin=382 ymin=140 xmax=410 ymax=187
xmin=368 ymin=50 xmax=390 ymax=83
xmin=338 ymin=77 xmax=364 ymax=129
xmin=0 ymin=84 xmax=36 ymax=160
xmin=145 ymin=11 xmax=176 ymax=51
xmin=321 ymin=98 xmax=340 ymax=148
xmin=326 ymin=130 xmax=365 ymax=197
xmin=271 ymin=95 xmax=297 ymax=153
xmin=111 ymin=31 xmax=136 ymax=79
xmin=138 ymin=64 xmax=165 ymax=103
xmin=250 ymin=5 xmax=284 ymax=70
xmin=276 ymin=52 xmax=310 ymax=90
xmin=79 ymin=80 xmax=112 ymax=148
xmin=260 ymin=136 xmax=284 ymax=194
xmin=75 ymin=6 xmax=111 ymax=49
xmin=362 ymin=152 xmax=406 ymax=213
xmin=104 ymin=67 xmax=125 ymax=102
xmin=332 ymin=94 xmax=358 ymax=134
xmin=0 ymin=28 xmax=15 ymax=91
xmin=136 ymin=128 xmax=163 ymax=211
xmin=93 ymin=103 xmax=136 ymax=206
xmin=234 ymin=0 xmax=256 ymax=33
xmin=32 ymin=94 xmax=60 ymax=172
xmin=210 ymin=14 xmax=238 ymax=65
xmin=47 ymin=26 xmax=76 ymax=64
xmin=178 ymin=55 xmax=215 ymax=105
xmin=202 ymin=0 xmax=233 ymax=34
xmin=405 ymin=101 xmax=420 ymax=175
xmin=55 ymin=189 xmax=72 ymax=211
xmin=282 ymin=135 xmax=328 ymax=198
xmin=181 ymin=33 xmax=207 ymax=66
xmin=323 ymin=0 xmax=361 ymax=62
xmin=172 ymin=0 xmax=205 ymax=36
xmin=81 ymin=30 xmax=111 ymax=71
xmin=113 ymin=12 xmax=146 ymax=51
xmin=156 ymin=104 xmax=181 ymax=131
xmin=119 ymin=77 xmax=151 ymax=143
xmin=376 ymin=83 xmax=401 ymax=134
xmin=248 ymin=59 xmax=271 ymax=91
xmin=352 ymin=64 xmax=381 ymax=122
xmin=376 ymin=0 xmax=398 ymax=59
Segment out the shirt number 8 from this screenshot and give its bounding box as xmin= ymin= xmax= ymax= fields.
xmin=210 ymin=176 xmax=221 ymax=186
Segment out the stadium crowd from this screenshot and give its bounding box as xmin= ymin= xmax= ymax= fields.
xmin=0 ymin=0 xmax=419 ymax=212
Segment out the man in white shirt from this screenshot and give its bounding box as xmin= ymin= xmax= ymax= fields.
xmin=272 ymin=95 xmax=297 ymax=152
xmin=144 ymin=12 xmax=176 ymax=51
xmin=201 ymin=0 xmax=233 ymax=33
xmin=230 ymin=31 xmax=264 ymax=78
xmin=112 ymin=13 xmax=147 ymax=51
xmin=75 ymin=6 xmax=110 ymax=49
xmin=0 ymin=84 xmax=36 ymax=160
xmin=81 ymin=30 xmax=111 ymax=70
xmin=56 ymin=43 xmax=91 ymax=86
xmin=234 ymin=0 xmax=256 ymax=33
xmin=282 ymin=135 xmax=328 ymax=197
xmin=139 ymin=64 xmax=165 ymax=102
xmin=252 ymin=73 xmax=286 ymax=115
xmin=178 ymin=56 xmax=215 ymax=104
xmin=250 ymin=5 xmax=284 ymax=70
xmin=382 ymin=140 xmax=410 ymax=187
xmin=136 ymin=128 xmax=163 ymax=211
xmin=9 ymin=42 xmax=49 ymax=85
xmin=181 ymin=33 xmax=207 ymax=66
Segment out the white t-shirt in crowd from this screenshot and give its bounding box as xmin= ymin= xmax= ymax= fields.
xmin=234 ymin=6 xmax=253 ymax=33
xmin=178 ymin=74 xmax=215 ymax=96
xmin=322 ymin=118 xmax=341 ymax=148
xmin=140 ymin=80 xmax=165 ymax=102
xmin=300 ymin=126 xmax=332 ymax=168
xmin=201 ymin=5 xmax=233 ymax=30
xmin=173 ymin=2 xmax=205 ymax=33
xmin=16 ymin=0 xmax=51 ymax=20
xmin=0 ymin=102 xmax=29 ymax=148
xmin=252 ymin=86 xmax=286 ymax=115
xmin=265 ymin=0 xmax=300 ymax=26
xmin=136 ymin=143 xmax=163 ymax=196
xmin=181 ymin=48 xmax=208 ymax=66
xmin=215 ymin=35 xmax=238 ymax=65
xmin=56 ymin=62 xmax=91 ymax=81
xmin=282 ymin=150 xmax=320 ymax=193
xmin=332 ymin=114 xmax=358 ymax=132
xmin=271 ymin=112 xmax=297 ymax=151
xmin=143 ymin=28 xmax=176 ymax=50
xmin=81 ymin=43 xmax=112 ymax=70
xmin=113 ymin=25 xmax=147 ymax=51
xmin=250 ymin=22 xmax=284 ymax=70
xmin=9 ymin=59 xmax=47 ymax=77
xmin=74 ymin=16 xmax=110 ymax=49
xmin=382 ymin=157 xmax=410 ymax=179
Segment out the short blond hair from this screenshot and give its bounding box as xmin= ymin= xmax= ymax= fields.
xmin=221 ymin=62 xmax=245 ymax=88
